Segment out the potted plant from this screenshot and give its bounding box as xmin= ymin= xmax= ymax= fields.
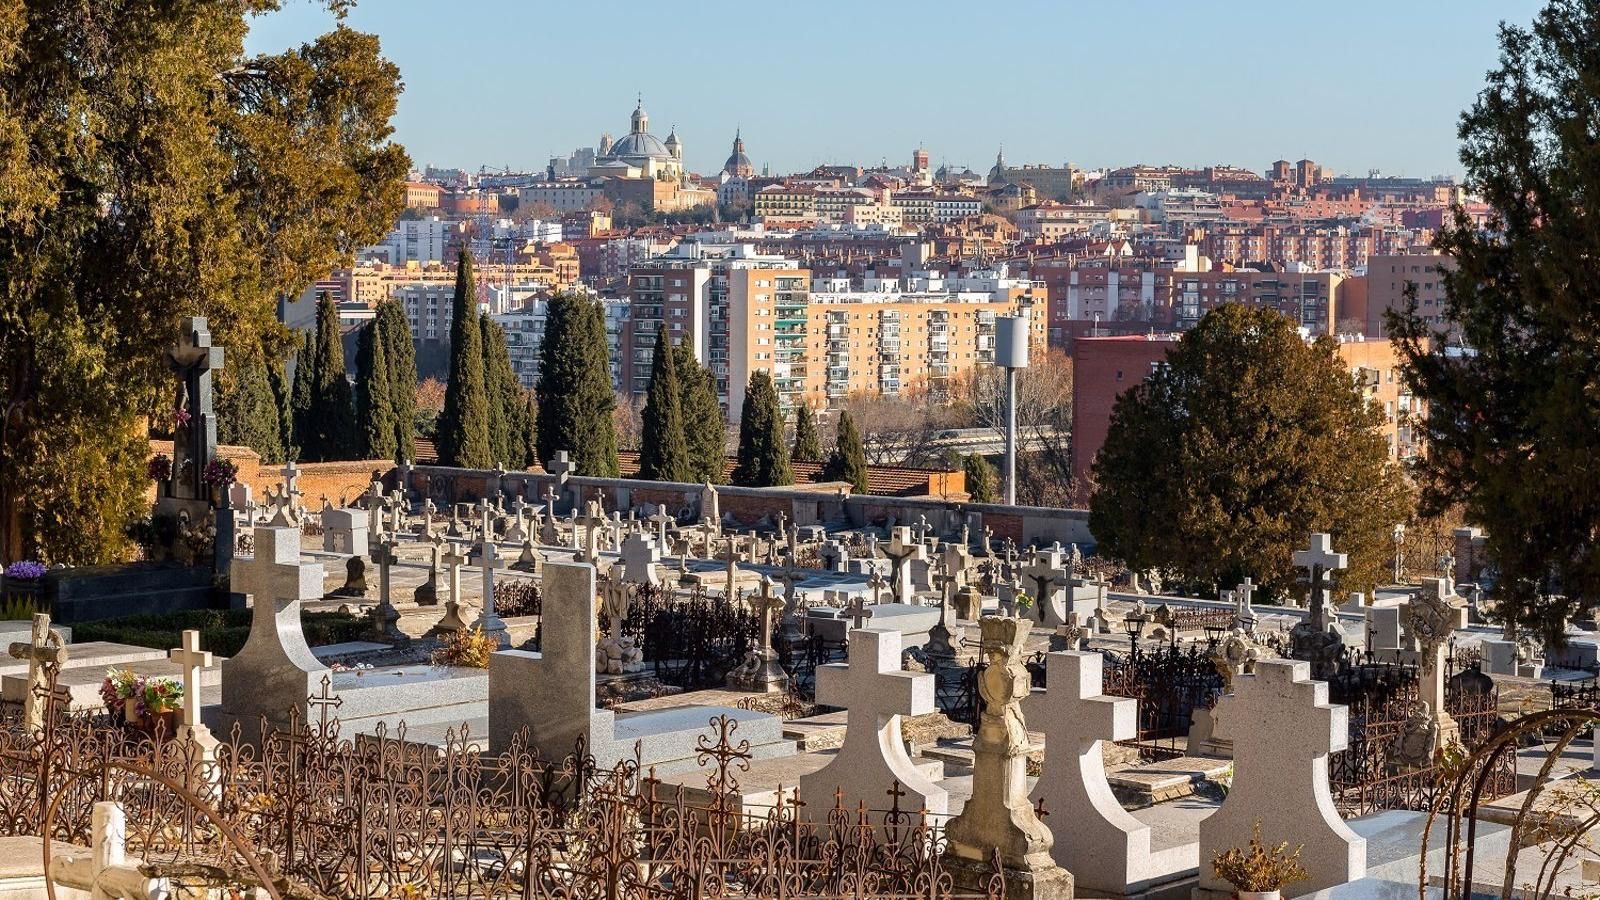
xmin=1211 ymin=821 xmax=1308 ymax=900
xmin=100 ymin=670 xmax=183 ymax=736
xmin=1 ymin=560 xmax=48 ymax=618
xmin=141 ymin=676 xmax=184 ymax=735
xmin=202 ymin=458 xmax=238 ymax=505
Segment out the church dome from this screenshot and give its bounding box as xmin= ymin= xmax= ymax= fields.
xmin=606 ymin=130 xmax=671 ymax=161
xmin=725 ymin=149 xmax=752 ymax=172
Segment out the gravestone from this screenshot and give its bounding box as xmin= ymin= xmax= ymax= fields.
xmin=414 ymin=534 xmax=444 ymax=606
xmin=1028 ymin=651 xmax=1194 ymax=895
xmin=1395 ymin=578 xmax=1470 ymax=755
xmin=800 ymin=627 xmax=948 ymax=820
xmin=620 ymin=533 xmax=662 ymax=587
xmin=1022 ymin=545 xmax=1071 ymax=627
xmin=366 ymin=540 xmax=406 ymax=643
xmin=7 ymin=613 xmax=67 ymax=734
xmin=1197 ymin=659 xmax=1365 ymax=897
xmin=222 ymin=525 xmax=331 ymax=737
xmin=470 ymin=533 xmax=511 ymax=648
xmin=725 ymin=576 xmax=789 ymax=693
xmin=878 ymin=527 xmax=926 ymax=604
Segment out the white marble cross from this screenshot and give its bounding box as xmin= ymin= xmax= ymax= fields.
xmin=1234 ymin=577 xmax=1257 ymax=629
xmin=845 ymin=593 xmax=874 ymax=630
xmin=168 ymin=629 xmax=213 ymax=733
xmin=620 ymin=532 xmax=662 ymax=586
xmin=799 ymin=627 xmax=947 ymax=817
xmin=1199 ymin=660 xmax=1365 ymax=894
xmin=879 ymin=526 xmax=926 ymax=604
xmin=1293 ymin=532 xmax=1347 ymax=611
xmin=1404 ymin=577 xmax=1470 ymax=720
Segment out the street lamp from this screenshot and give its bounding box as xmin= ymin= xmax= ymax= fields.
xmin=1204 ymin=623 xmax=1227 ymax=649
xmin=1391 ymin=523 xmax=1406 ymax=584
xmin=1123 ymin=612 xmax=1148 ymax=658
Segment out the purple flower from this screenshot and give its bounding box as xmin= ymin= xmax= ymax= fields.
xmin=202 ymin=458 xmax=238 ymax=488
xmin=148 ymin=454 xmax=173 ymax=482
xmin=173 ymin=407 xmax=192 ymax=430
xmin=3 ymin=560 xmax=46 ymax=581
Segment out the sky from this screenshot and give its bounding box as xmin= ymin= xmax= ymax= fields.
xmin=245 ymin=0 xmax=1546 ymax=180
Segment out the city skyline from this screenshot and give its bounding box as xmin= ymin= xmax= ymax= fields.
xmin=245 ymin=0 xmax=1541 ymax=181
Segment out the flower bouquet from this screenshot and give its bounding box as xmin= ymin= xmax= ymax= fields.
xmin=148 ymin=453 xmax=174 ymax=482
xmin=202 ymin=458 xmax=238 ymax=488
xmin=101 ymin=668 xmax=184 ymax=736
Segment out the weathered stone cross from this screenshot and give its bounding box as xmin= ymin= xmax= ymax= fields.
xmin=7 ymin=613 xmax=67 ymax=733
xmin=1293 ymin=532 xmax=1347 ymax=616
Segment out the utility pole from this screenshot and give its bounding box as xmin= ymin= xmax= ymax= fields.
xmin=995 ymin=300 xmax=1032 ymax=506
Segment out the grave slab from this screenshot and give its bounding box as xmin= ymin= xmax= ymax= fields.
xmin=0 ymin=641 xmax=164 ymax=680
xmin=6 ymin=657 xmax=223 ymax=710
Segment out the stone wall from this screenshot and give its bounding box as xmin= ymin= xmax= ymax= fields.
xmin=400 ymin=464 xmax=1097 ymax=548
xmin=147 ymin=441 xmax=392 ymax=508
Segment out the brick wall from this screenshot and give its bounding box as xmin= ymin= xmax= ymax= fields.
xmin=148 ymin=441 xmax=392 ymax=508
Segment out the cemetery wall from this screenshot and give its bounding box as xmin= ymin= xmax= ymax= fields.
xmin=147 ymin=441 xmax=390 ymax=508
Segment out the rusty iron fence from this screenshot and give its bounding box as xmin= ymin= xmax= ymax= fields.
xmin=0 ymin=671 xmax=1004 ymax=899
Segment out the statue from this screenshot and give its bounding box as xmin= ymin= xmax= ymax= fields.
xmin=1390 ymin=700 xmax=1441 ymax=771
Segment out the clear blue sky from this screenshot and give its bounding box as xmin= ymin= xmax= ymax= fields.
xmin=246 ymin=0 xmax=1544 ymax=179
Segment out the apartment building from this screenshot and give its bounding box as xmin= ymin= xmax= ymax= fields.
xmin=1363 ymin=252 xmax=1456 ymax=339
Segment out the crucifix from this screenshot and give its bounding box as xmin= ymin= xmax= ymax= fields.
xmin=1234 ymin=577 xmax=1258 ymax=631
xmin=7 ymin=613 xmax=67 ymax=734
xmin=368 ymin=538 xmax=405 ymax=642
xmin=879 ymin=526 xmax=926 ymax=604
xmin=1293 ymin=532 xmax=1347 ymax=621
xmin=168 ymin=629 xmax=214 ymax=742
xmin=165 ymin=317 xmax=224 ymax=503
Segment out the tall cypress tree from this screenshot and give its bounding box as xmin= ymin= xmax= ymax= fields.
xmin=964 ymin=453 xmax=998 ymax=503
xmin=639 ymin=324 xmax=690 ymax=481
xmin=436 ymin=251 xmax=493 ymax=468
xmin=536 ymin=291 xmax=619 ymax=476
xmin=733 ymin=371 xmax=792 ymax=487
xmin=823 ymin=410 xmax=868 ymax=493
xmin=676 ymin=341 xmax=726 ymax=483
xmin=356 ymin=322 xmax=397 ymax=461
xmin=266 ymin=353 xmax=293 ymax=463
xmin=518 ymin=390 xmax=539 ymax=469
xmin=304 ymin=292 xmax=358 ymax=461
xmin=289 ymin=327 xmax=316 ymax=458
xmin=480 ymin=313 xmax=523 ymax=467
xmin=217 ymin=348 xmax=286 ymax=464
xmin=376 ymin=299 xmax=417 ymax=463
xmin=791 ymin=403 xmax=821 ymax=462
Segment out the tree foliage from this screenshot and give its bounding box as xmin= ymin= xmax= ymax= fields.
xmin=301 ymin=292 xmax=359 ymax=461
xmin=375 ymin=299 xmax=416 ymax=462
xmin=480 ymin=313 xmax=525 ymax=468
xmin=217 ymin=346 xmax=287 ymax=464
xmin=1090 ymin=304 xmax=1411 ymax=599
xmin=823 ymin=410 xmax=869 ymax=494
xmin=436 ymin=251 xmax=492 ymax=468
xmin=1388 ymin=0 xmax=1600 ymax=638
xmin=0 ymin=1 xmax=407 ymax=561
xmin=964 ymin=454 xmax=998 ymax=503
xmin=289 ymin=328 xmax=316 ymax=459
xmin=535 ymin=292 xmax=618 ymax=476
xmin=675 ymin=342 xmax=726 ymax=483
xmin=792 ymin=403 xmax=821 ymax=462
xmin=356 ymin=320 xmax=396 ymax=461
xmin=733 ymin=371 xmax=792 ymax=487
xmin=638 ymin=325 xmax=690 ymax=482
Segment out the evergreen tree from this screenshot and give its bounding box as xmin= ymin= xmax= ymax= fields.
xmin=638 ymin=325 xmax=691 ymax=481
xmin=1388 ymin=0 xmax=1600 ymax=638
xmin=436 ymin=251 xmax=493 ymax=468
xmin=267 ymin=356 xmax=293 ymax=463
xmin=480 ymin=313 xmax=523 ymax=467
xmin=376 ymin=299 xmax=417 ymax=463
xmin=733 ymin=371 xmax=792 ymax=487
xmin=822 ymin=410 xmax=868 ymax=494
xmin=356 ymin=322 xmax=397 ymax=461
xmin=791 ymin=403 xmax=821 ymax=461
xmin=289 ymin=328 xmax=316 ymax=458
xmin=304 ymin=291 xmax=359 ymax=461
xmin=1090 ymin=304 xmax=1410 ymax=599
xmin=963 ymin=453 xmax=998 ymax=503
xmin=217 ymin=348 xmax=286 ymax=464
xmin=536 ymin=291 xmax=619 ymax=476
xmin=518 ymin=390 xmax=540 ymax=469
xmin=675 ymin=341 xmax=726 ymax=483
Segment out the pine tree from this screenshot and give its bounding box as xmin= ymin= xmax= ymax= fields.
xmin=217 ymin=348 xmax=286 ymax=464
xmin=436 ymin=251 xmax=493 ymax=468
xmin=480 ymin=313 xmax=523 ymax=467
xmin=536 ymin=291 xmax=619 ymax=476
xmin=376 ymin=299 xmax=417 ymax=463
xmin=289 ymin=327 xmax=316 ymax=459
xmin=733 ymin=371 xmax=792 ymax=487
xmin=823 ymin=410 xmax=868 ymax=493
xmin=963 ymin=453 xmax=998 ymax=503
xmin=791 ymin=403 xmax=821 ymax=461
xmin=639 ymin=325 xmax=691 ymax=481
xmin=356 ymin=322 xmax=397 ymax=461
xmin=303 ymin=292 xmax=358 ymax=461
xmin=676 ymin=341 xmax=726 ymax=483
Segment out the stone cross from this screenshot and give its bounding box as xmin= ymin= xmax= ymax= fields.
xmin=1234 ymin=577 xmax=1257 ymax=630
xmin=472 ymin=535 xmax=510 ymax=647
xmin=442 ymin=541 xmax=469 ymax=615
xmin=51 ymin=802 xmax=168 ymax=900
xmin=367 ymin=538 xmax=405 ymax=642
xmin=1199 ymin=660 xmax=1366 ymax=894
xmin=845 ymin=593 xmax=874 ymax=630
xmin=1293 ymin=532 xmax=1347 ymax=614
xmin=649 ymin=506 xmax=676 ymax=548
xmin=548 ymin=450 xmax=575 ymax=485
xmin=867 ymin=568 xmax=888 ymax=606
xmin=578 ymin=493 xmax=606 ymax=563
xmin=168 ymin=630 xmax=214 ymax=735
xmin=1029 ymin=651 xmax=1174 ymax=894
xmin=165 ymin=317 xmax=224 ymax=503
xmin=751 ymin=576 xmax=785 ymax=657
xmin=799 ymin=627 xmax=948 ymax=819
xmin=7 ymin=613 xmax=67 ymax=733
xmin=278 ymin=460 xmax=301 ymax=513
xmin=223 ymin=525 xmax=329 ymax=731
xmin=879 ymin=526 xmax=926 ymax=604
xmin=620 ymin=532 xmax=662 ymax=587
xmin=1404 ymin=577 xmax=1470 ymax=738
xmin=1022 ymin=546 xmax=1071 ymax=626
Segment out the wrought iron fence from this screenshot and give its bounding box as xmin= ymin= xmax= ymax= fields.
xmin=493 ymin=578 xmax=542 ymax=618
xmin=1100 ymin=643 xmax=1226 ymax=761
xmin=0 ymin=673 xmax=1005 ymax=899
xmin=597 ymin=584 xmax=763 ymax=690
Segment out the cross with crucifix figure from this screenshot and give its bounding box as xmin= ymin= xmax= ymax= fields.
xmin=751 ymin=576 xmax=785 ymax=656
xmin=8 ymin=613 xmax=67 ymax=734
xmin=165 ymin=317 xmax=224 ymax=503
xmin=879 ymin=526 xmax=926 ymax=604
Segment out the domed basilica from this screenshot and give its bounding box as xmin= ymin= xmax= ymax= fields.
xmin=591 ymin=98 xmax=684 ymax=183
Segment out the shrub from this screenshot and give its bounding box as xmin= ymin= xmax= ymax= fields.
xmin=1211 ymin=821 xmax=1308 ymax=893
xmin=431 ymin=627 xmax=496 ymax=669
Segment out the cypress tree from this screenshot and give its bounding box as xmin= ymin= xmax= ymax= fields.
xmin=304 ymin=292 xmax=358 ymax=461
xmin=639 ymin=325 xmax=690 ymax=481
xmin=823 ymin=409 xmax=868 ymax=494
xmin=964 ymin=453 xmax=998 ymax=503
xmin=217 ymin=348 xmax=286 ymax=464
xmin=376 ymin=299 xmax=417 ymax=463
xmin=518 ymin=390 xmax=540 ymax=469
xmin=791 ymin=403 xmax=821 ymax=462
xmin=480 ymin=313 xmax=523 ymax=467
xmin=356 ymin=322 xmax=397 ymax=461
xmin=436 ymin=251 xmax=493 ymax=468
xmin=266 ymin=354 xmax=293 ymax=462
xmin=675 ymin=341 xmax=726 ymax=483
xmin=733 ymin=371 xmax=792 ymax=487
xmin=536 ymin=291 xmax=619 ymax=476
xmin=289 ymin=327 xmax=316 ymax=458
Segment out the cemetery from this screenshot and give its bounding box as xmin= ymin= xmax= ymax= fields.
xmin=0 ymin=321 xmax=1596 ymax=900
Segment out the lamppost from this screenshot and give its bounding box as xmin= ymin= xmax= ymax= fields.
xmin=1204 ymin=622 xmax=1226 ymax=651
xmin=1392 ymin=523 xmax=1406 ymax=584
xmin=1123 ymin=611 xmax=1148 ymax=659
